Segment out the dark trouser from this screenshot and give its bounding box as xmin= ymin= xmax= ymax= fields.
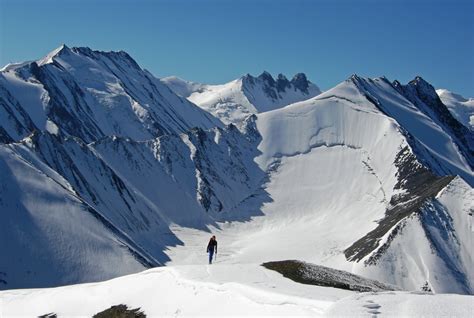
xmin=208 ymin=250 xmax=214 ymax=264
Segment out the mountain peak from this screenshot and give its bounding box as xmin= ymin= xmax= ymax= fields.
xmin=290 ymin=73 xmax=310 ymax=93
xmin=276 ymin=73 xmax=290 ymax=92
xmin=37 ymin=44 xmax=71 ymax=66
xmin=348 ymin=74 xmax=365 ymax=85
xmin=406 ymin=76 xmax=439 ymax=101
xmin=350 ymin=73 xmax=362 ymax=80
xmin=257 ymin=71 xmax=276 ymax=86
xmin=243 ymin=71 xmax=314 ymax=94
xmin=409 ymin=76 xmax=431 ymax=87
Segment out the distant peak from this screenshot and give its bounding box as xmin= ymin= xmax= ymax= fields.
xmin=408 ymin=76 xmax=437 ymax=95
xmin=290 ymin=73 xmax=311 ymax=93
xmin=291 ymin=73 xmax=307 ymax=82
xmin=56 ymin=43 xmax=70 ymax=52
xmin=276 ymin=73 xmax=290 ymax=92
xmin=241 ymin=73 xmax=256 ymax=86
xmin=258 ymin=71 xmax=275 ymax=83
xmin=410 ymin=76 xmax=430 ymax=86
xmin=350 ymin=73 xmax=362 ymax=81
xmin=241 ymin=71 xmax=317 ymax=95
xmin=348 ymin=74 xmax=366 ymax=87
xmin=37 ymin=44 xmax=71 ymax=66
xmin=392 ymin=79 xmax=402 ymax=87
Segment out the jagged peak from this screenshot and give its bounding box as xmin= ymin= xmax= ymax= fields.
xmin=290 ymin=73 xmax=311 ymax=93
xmin=392 ymin=79 xmax=402 ymax=87
xmin=291 ymin=72 xmax=307 ymax=82
xmin=405 ymin=76 xmax=439 ymax=100
xmin=349 ymin=73 xmax=362 ymax=81
xmin=275 ymin=73 xmax=290 ymax=92
xmin=277 ymin=73 xmax=288 ymax=81
xmin=347 ymin=74 xmax=367 ymax=88
xmin=241 ymin=73 xmax=256 ymax=86
xmin=241 ymin=71 xmax=314 ymax=93
xmin=409 ymin=75 xmax=431 ymax=87
xmin=257 ymin=71 xmax=276 ymax=85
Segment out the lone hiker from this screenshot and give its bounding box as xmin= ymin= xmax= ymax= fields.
xmin=207 ymin=235 xmax=217 ymax=264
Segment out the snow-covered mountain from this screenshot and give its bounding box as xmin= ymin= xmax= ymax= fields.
xmin=0 ymin=45 xmax=221 ymax=143
xmin=0 ymin=119 xmax=262 ymax=288
xmin=243 ymin=75 xmax=473 ymax=294
xmin=161 ymin=72 xmax=321 ymax=125
xmin=1 ymin=46 xmax=473 ymax=310
xmin=437 ymin=88 xmax=474 ymax=131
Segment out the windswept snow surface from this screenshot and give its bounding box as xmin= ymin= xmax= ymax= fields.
xmin=162 ymin=72 xmax=321 ymax=125
xmin=437 ymin=88 xmax=474 ymax=130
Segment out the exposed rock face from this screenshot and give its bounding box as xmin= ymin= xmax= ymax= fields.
xmin=345 ymin=146 xmax=454 ymax=263
xmin=262 ymin=260 xmax=398 ymax=292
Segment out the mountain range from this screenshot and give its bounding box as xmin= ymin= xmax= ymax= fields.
xmin=161 ymin=71 xmax=321 ymax=125
xmin=0 ymin=45 xmax=472 ymax=301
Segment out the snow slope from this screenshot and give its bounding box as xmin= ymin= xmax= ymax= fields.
xmin=0 ymin=119 xmax=264 ymax=288
xmin=437 ymin=88 xmax=474 ymax=130
xmin=2 ymin=265 xmax=472 ymax=317
xmin=162 ymin=72 xmax=321 ymax=125
xmin=0 ymin=45 xmax=221 ymax=143
xmin=0 ymin=143 xmax=153 ymax=289
xmin=164 ymin=75 xmax=473 ymax=294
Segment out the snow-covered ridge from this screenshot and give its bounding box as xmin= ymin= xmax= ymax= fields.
xmin=162 ymin=71 xmax=322 ymax=125
xmin=0 ymin=45 xmax=222 ymax=143
xmin=3 ymin=264 xmax=473 ymax=317
xmin=248 ymin=74 xmax=473 ymax=293
xmin=392 ymin=77 xmax=474 ymax=170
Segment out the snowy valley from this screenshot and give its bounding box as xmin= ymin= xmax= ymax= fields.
xmin=0 ymin=46 xmax=473 ymax=317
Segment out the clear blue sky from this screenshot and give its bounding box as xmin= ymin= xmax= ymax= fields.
xmin=1 ymin=0 xmax=473 ymax=96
